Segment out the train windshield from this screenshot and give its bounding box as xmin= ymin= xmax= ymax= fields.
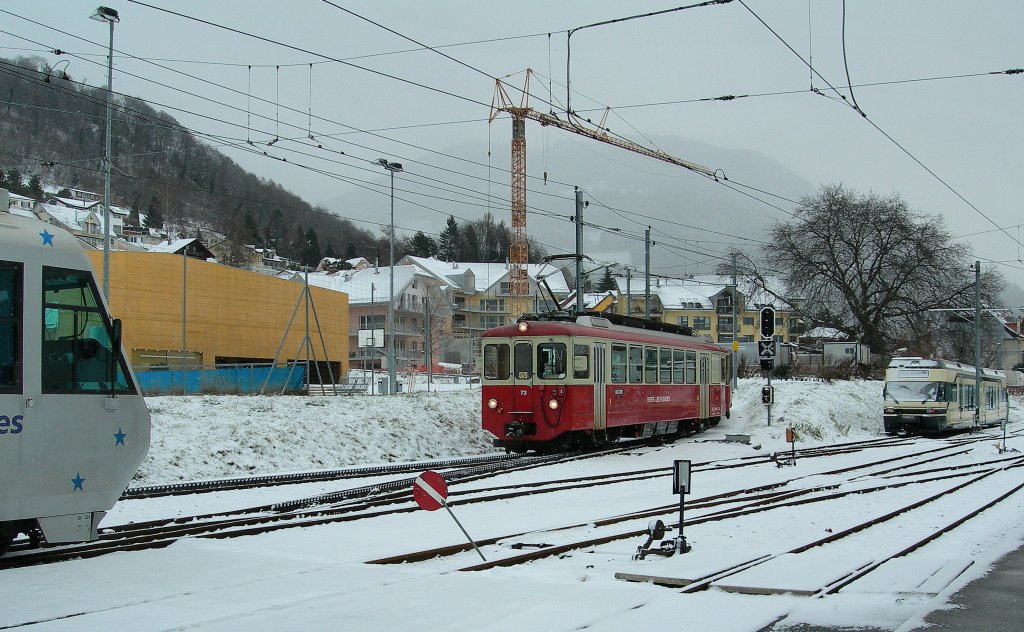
xmin=41 ymin=266 xmax=134 ymax=394
xmin=883 ymin=381 xmax=948 ymax=403
xmin=536 ymin=343 xmax=567 ymax=380
xmin=482 ymin=343 xmax=510 ymax=380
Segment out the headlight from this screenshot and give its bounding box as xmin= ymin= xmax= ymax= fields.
xmin=518 ymin=321 xmax=529 ymax=332
xmin=487 ymin=398 xmax=499 ymax=409
xmin=884 ymin=408 xmax=895 ymax=414
xmin=548 ymin=399 xmax=559 ymax=410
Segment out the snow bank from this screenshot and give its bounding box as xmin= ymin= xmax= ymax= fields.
xmin=134 ymin=378 xmax=1019 ymax=485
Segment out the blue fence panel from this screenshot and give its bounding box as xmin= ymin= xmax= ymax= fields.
xmin=136 ymin=365 xmax=306 ymax=395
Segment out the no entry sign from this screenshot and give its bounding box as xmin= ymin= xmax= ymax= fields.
xmin=413 ymin=470 xmax=449 ymax=511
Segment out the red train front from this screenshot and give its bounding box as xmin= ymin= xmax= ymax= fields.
xmin=481 ymin=313 xmax=731 ymax=452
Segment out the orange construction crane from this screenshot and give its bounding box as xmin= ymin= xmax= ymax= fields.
xmin=489 ymin=69 xmax=719 ymax=319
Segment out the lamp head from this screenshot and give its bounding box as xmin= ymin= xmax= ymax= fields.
xmin=90 ymin=6 xmax=120 ymax=23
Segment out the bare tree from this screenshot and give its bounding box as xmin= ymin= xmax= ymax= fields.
xmin=726 ymin=184 xmax=1003 ymax=355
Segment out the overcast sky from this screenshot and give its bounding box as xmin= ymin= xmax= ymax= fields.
xmin=3 ymin=1 xmax=1022 ymax=290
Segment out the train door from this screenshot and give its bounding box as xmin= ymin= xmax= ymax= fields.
xmin=512 ymin=340 xmax=533 ymax=411
xmin=699 ymin=353 xmax=710 ymax=419
xmin=593 ymin=344 xmax=607 ymax=432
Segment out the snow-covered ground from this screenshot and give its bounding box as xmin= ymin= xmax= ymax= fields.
xmin=135 ymin=378 xmax=889 ymax=484
xmin=6 ymin=378 xmax=1024 ymax=631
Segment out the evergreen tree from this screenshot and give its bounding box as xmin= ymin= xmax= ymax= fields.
xmin=144 ymin=194 xmax=164 ymax=229
xmin=597 ymin=268 xmax=616 ymax=292
xmin=323 ymin=240 xmax=336 ymax=259
xmin=462 ymin=224 xmax=480 ymax=261
xmin=27 ymin=174 xmax=43 ymax=200
xmin=408 ymin=231 xmax=438 ymax=257
xmin=304 ymin=226 xmax=321 ymax=266
xmin=344 ymin=242 xmax=358 ymax=260
xmin=127 ymin=206 xmax=141 ymax=229
xmin=438 ymin=215 xmax=460 ymax=261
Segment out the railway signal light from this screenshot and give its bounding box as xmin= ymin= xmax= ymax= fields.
xmin=761 ymin=386 xmax=774 ymax=405
xmin=759 ymin=306 xmax=776 ymax=340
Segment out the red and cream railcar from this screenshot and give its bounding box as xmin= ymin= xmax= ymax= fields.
xmin=481 ymin=313 xmax=731 ymax=452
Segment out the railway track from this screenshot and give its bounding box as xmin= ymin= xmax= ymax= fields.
xmin=3 ymin=429 xmax=1015 ymax=570
xmin=366 ymin=440 xmax=1024 ymax=568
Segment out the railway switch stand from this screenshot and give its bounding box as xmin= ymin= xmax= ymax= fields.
xmin=633 ymin=519 xmax=676 ymax=560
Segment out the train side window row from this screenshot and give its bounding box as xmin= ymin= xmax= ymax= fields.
xmin=610 ymin=344 xmax=725 ymax=385
xmin=483 ymin=341 xmax=730 ymax=386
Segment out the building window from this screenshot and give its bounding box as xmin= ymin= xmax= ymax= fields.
xmin=677 ymin=316 xmax=689 ymax=327
xmin=453 ymin=314 xmax=466 ymax=327
xmin=481 ymin=298 xmax=505 ymax=312
xmin=718 ymin=316 xmax=733 ymax=330
xmin=499 ymin=282 xmax=510 ymax=295
xmin=718 ymin=333 xmax=734 ymax=343
xmin=360 ymin=314 xmax=385 ymax=328
xmin=743 ymin=317 xmax=754 ymax=326
xmin=481 ymin=315 xmax=504 ymax=329
xmin=693 ymin=317 xmax=710 ymax=330
xmin=453 ymin=296 xmax=466 ymax=310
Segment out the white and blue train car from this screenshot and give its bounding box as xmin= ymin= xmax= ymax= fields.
xmin=883 ymin=356 xmax=1007 ymax=434
xmin=0 ymin=213 xmax=150 ymax=554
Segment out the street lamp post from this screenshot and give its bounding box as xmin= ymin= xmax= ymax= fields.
xmin=90 ymin=6 xmax=119 ymax=300
xmin=378 ymin=158 xmax=403 ymax=395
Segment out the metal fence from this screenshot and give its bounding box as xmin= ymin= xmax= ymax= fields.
xmin=133 ymin=362 xmax=306 ymax=396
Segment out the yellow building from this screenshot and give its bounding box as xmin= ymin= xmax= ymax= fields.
xmin=86 ymin=252 xmax=348 ymax=379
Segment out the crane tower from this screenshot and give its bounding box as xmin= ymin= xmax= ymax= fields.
xmin=490 ymin=69 xmax=719 ymax=321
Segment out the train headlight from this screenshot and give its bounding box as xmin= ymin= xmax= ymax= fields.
xmin=884 ymin=408 xmax=895 ymax=414
xmin=518 ymin=321 xmax=529 ymax=333
xmin=548 ymin=399 xmax=559 ymax=410
xmin=487 ymin=398 xmax=499 ymax=410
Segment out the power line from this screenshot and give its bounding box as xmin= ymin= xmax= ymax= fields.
xmin=736 ymin=0 xmax=1024 ymax=255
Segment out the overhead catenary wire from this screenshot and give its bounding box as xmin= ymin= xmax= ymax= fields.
xmin=4 ymin=8 xmax=1015 ymax=280
xmin=736 ymin=0 xmax=1024 ymax=254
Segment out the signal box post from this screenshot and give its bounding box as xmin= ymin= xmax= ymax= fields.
xmin=759 ymin=306 xmax=776 ymax=426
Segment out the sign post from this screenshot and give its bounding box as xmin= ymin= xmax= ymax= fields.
xmin=413 ymin=471 xmax=486 ymax=561
xmin=673 ymin=459 xmax=692 ymax=554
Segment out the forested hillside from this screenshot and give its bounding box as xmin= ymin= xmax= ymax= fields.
xmin=0 ymin=56 xmax=534 ymax=267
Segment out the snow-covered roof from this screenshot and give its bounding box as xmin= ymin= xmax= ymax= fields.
xmin=615 ymin=274 xmax=792 ymax=310
xmin=38 ymin=202 xmax=89 ymax=232
xmin=6 ymin=206 xmax=38 ymax=219
xmin=402 ymin=256 xmax=572 ymax=295
xmin=146 ymin=238 xmax=199 ymax=254
xmin=299 ymin=264 xmax=443 ymax=304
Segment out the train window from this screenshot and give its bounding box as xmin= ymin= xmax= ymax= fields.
xmin=611 ymin=345 xmax=627 ymax=383
xmin=514 ymin=342 xmax=533 ymax=379
xmin=0 ymin=262 xmax=22 ymax=393
xmin=573 ymin=344 xmax=590 ymax=379
xmin=483 ymin=344 xmax=510 ymax=380
xmin=673 ymin=349 xmax=684 ymax=384
xmin=711 ymin=356 xmax=722 ymax=383
xmin=722 ymin=354 xmax=731 ymax=384
xmin=536 ymin=343 xmax=567 ymax=380
xmin=685 ymin=350 xmax=697 ymax=383
xmin=628 ymin=346 xmax=643 ymax=383
xmin=659 ymin=348 xmax=672 ymax=384
xmin=644 ymin=347 xmax=658 ymax=384
xmin=41 ymin=267 xmax=134 ymax=394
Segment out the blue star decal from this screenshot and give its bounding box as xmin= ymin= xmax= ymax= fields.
xmin=114 ymin=428 xmax=126 ymax=446
xmin=40 ymin=229 xmax=55 ymax=246
xmin=71 ymin=472 xmax=85 ymax=491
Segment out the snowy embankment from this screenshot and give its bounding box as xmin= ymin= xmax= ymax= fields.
xmin=134 ymin=378 xmax=1019 ymax=485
